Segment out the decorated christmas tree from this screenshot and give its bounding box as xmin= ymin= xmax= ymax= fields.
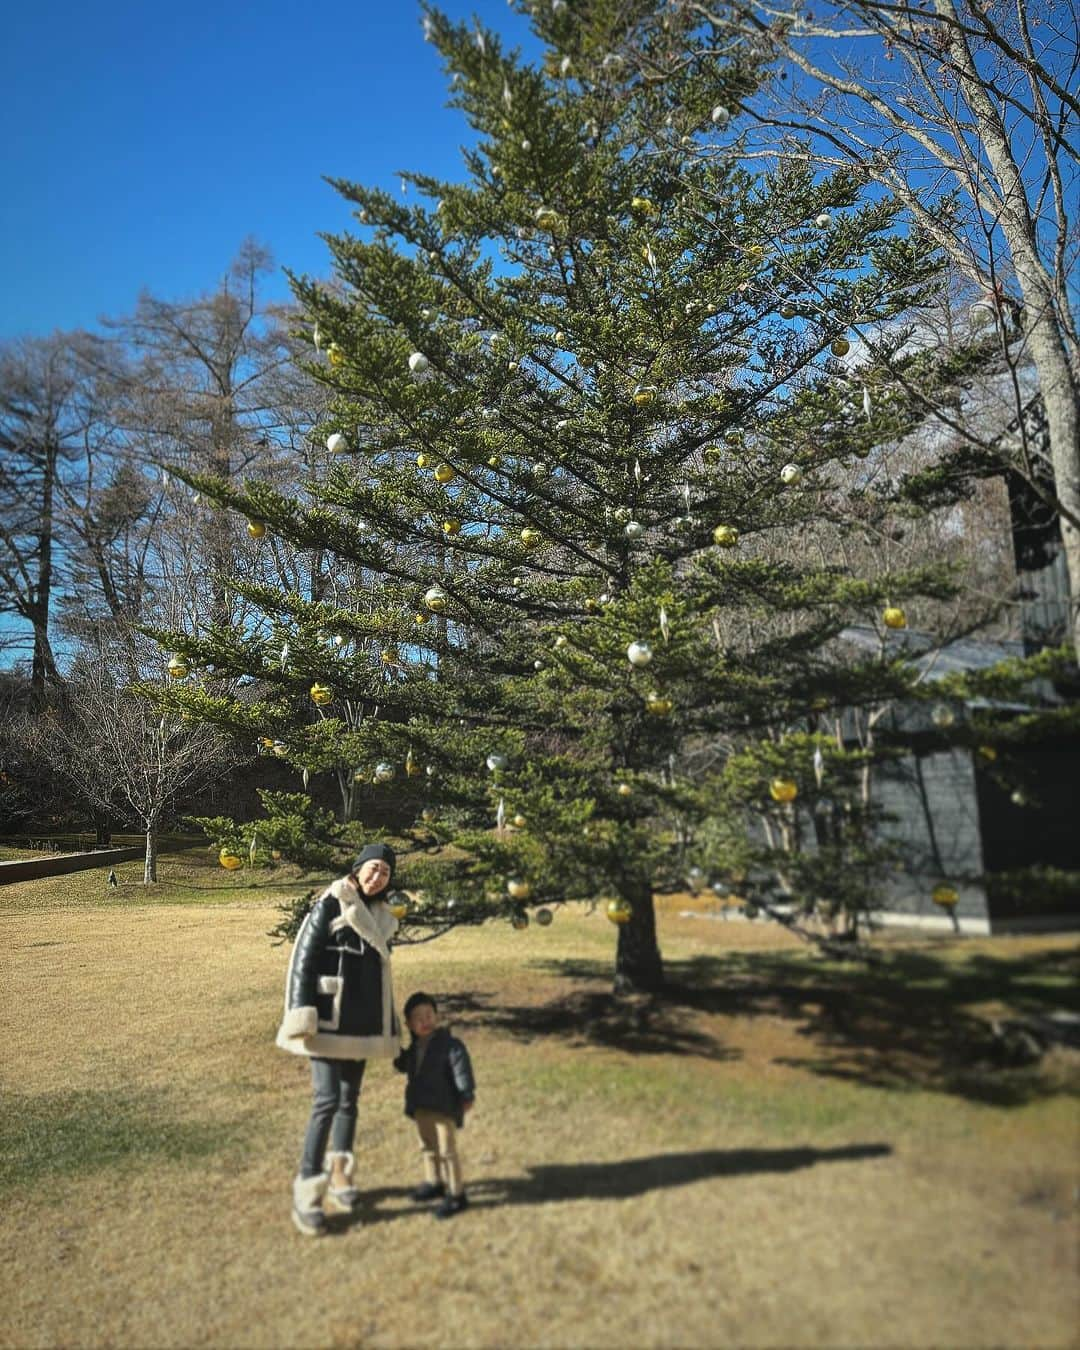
xmin=151 ymin=2 xmax=1008 ymax=991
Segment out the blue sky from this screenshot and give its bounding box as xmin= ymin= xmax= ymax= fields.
xmin=0 ymin=0 xmax=539 ymax=339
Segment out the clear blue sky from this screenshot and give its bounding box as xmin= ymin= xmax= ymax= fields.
xmin=0 ymin=0 xmax=539 ymax=339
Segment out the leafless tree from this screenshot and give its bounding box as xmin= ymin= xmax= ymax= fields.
xmin=692 ymin=0 xmax=1080 ymax=654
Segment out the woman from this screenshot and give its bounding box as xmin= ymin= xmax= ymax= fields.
xmin=276 ymin=843 xmax=401 ymax=1235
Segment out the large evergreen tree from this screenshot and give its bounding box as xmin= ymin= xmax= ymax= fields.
xmin=154 ymin=1 xmax=999 ymax=991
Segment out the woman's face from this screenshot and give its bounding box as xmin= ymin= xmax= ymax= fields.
xmin=355 ymin=859 xmax=391 ymax=896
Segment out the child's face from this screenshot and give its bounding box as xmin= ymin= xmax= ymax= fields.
xmin=407 ymin=1002 xmax=438 ymax=1037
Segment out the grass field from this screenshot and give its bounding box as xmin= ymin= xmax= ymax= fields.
xmin=1 ymin=848 xmax=1078 ymax=1349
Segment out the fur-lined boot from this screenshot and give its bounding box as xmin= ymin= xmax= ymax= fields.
xmin=292 ymin=1172 xmax=328 ymax=1237
xmin=326 ymin=1151 xmax=360 ymax=1214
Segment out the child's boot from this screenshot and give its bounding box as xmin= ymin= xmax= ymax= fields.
xmin=292 ymin=1173 xmax=328 ymax=1236
xmin=435 ymin=1191 xmax=469 ymax=1220
xmin=326 ymin=1151 xmax=360 ymax=1214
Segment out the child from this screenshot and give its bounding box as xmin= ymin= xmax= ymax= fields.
xmin=394 ymin=991 xmax=476 ymax=1219
xmin=276 ymin=844 xmax=402 ymax=1236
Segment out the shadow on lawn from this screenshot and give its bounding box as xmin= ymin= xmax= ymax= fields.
xmin=348 ymin=1144 xmax=891 ymax=1227
xmin=438 ymin=944 xmax=1080 ymax=1107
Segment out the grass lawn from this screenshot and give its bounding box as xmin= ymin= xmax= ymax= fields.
xmin=1 ymin=849 xmax=1078 ymax=1349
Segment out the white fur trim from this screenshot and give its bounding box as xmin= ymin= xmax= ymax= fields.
xmin=327 ymin=1151 xmax=356 ymax=1180
xmin=293 ymin=1173 xmax=328 ymax=1208
xmin=275 ymin=1028 xmax=402 ymax=1059
xmin=281 ymin=1005 xmax=318 ymax=1039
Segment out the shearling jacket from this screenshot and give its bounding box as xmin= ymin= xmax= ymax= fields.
xmin=393 ymin=1026 xmax=476 ymax=1127
xmin=276 ymin=876 xmax=401 ymax=1060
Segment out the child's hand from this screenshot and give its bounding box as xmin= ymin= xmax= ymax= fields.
xmin=462 ymin=1099 xmax=474 ymax=1113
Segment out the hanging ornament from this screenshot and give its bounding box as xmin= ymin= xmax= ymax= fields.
xmin=328 ymin=343 xmax=344 ymax=368
xmin=387 ymin=892 xmax=409 ymax=920
xmin=702 ymin=445 xmax=722 ymax=465
xmin=535 ymin=907 xmax=553 ymax=927
xmin=310 ymin=683 xmax=333 ymax=706
xmin=421 ymin=807 xmax=437 ymax=823
xmin=554 ymin=635 xmax=568 ymax=649
xmin=813 ymin=747 xmax=825 ymax=787
xmin=632 ymin=384 xmax=658 ymax=407
xmin=219 ymin=847 xmax=242 ymax=871
xmin=931 ymin=884 xmax=959 ymax=909
xmin=627 ymin=641 xmax=653 ymax=667
xmin=630 ymin=196 xmax=656 ymax=216
xmin=617 ymin=782 xmax=633 ymax=797
xmin=625 ymin=521 xmax=644 ymax=541
xmin=302 ymin=768 xmax=310 ymax=789
xmin=312 ymin=323 xmax=322 ymax=352
xmin=167 ymin=655 xmax=189 ymax=680
xmin=496 ymin=796 xmax=506 ymax=832
xmin=659 ymin=606 xmax=670 ymax=643
xmin=645 ymin=693 xmax=673 ymax=717
xmin=520 ymin=527 xmax=541 ymax=548
xmin=769 ymin=778 xmax=798 ymax=803
xmin=815 ymin=212 xmax=833 ymax=229
xmin=424 ymin=586 xmax=449 ymax=613
xmin=326 ymin=432 xmax=347 ymax=454
xmin=247 ymin=520 xmax=266 ymax=539
xmin=408 ymin=351 xmax=430 ymax=375
xmin=416 ymin=453 xmax=430 ymax=469
xmin=779 ymin=302 xmax=798 ymax=320
xmin=442 ymin=519 xmax=461 ymax=536
xmin=271 ymin=849 xmax=282 ymax=861
xmin=433 ymin=463 xmax=455 ymax=484
xmin=931 ymin=703 xmax=955 ymax=729
xmin=830 ymin=336 xmax=851 ymax=357
xmin=507 ymin=877 xmax=532 ymax=900
xmin=883 ymin=606 xmax=907 ymax=630
xmin=511 ymin=911 xmax=530 ymax=931
xmin=713 ymin=524 xmax=739 ymax=548
xmin=633 ymin=457 xmax=643 ymax=484
xmin=486 ymin=752 xmax=509 ymax=772
xmin=512 ymin=813 xmax=527 ymax=829
xmin=780 ymin=463 xmax=803 ymax=487
xmin=405 ymin=749 xmax=421 ymax=777
xmin=272 ymin=741 xmax=288 ymax=758
xmin=534 ymin=206 xmax=561 ymax=231
xmin=711 ymin=105 xmax=730 ymax=125
xmin=862 ymin=386 xmax=872 ymax=420
xmin=559 ymin=55 xmax=571 ymax=76
xmin=605 ymin=897 xmax=632 ymax=925
xmin=374 ymin=761 xmax=395 ymax=783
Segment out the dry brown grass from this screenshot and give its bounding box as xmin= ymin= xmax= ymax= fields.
xmin=1 ymin=879 xmax=1078 ymax=1350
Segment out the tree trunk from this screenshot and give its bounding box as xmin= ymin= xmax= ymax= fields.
xmin=143 ymin=824 xmax=158 ymax=884
xmin=614 ymin=875 xmax=665 ymax=994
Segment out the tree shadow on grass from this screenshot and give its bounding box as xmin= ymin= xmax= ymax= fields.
xmin=346 ymin=1144 xmax=891 ymax=1227
xmin=524 ymin=947 xmax=1080 ymax=1107
xmin=432 ymin=988 xmax=739 ymax=1062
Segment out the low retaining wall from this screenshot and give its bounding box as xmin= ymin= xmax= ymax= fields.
xmin=0 ymin=847 xmax=144 ymax=885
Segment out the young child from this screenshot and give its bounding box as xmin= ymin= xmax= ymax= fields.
xmin=394 ymin=991 xmax=476 ymax=1219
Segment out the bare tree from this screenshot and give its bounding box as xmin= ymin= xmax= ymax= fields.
xmin=694 ymin=0 xmax=1080 ymax=654
xmin=24 ymin=634 xmax=234 ymax=882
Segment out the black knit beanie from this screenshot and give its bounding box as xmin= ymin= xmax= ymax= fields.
xmin=350 ymin=843 xmax=396 ymax=881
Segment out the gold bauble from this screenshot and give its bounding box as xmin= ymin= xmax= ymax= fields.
xmin=630 ymin=196 xmax=656 ymax=216
xmin=713 ymin=524 xmax=739 ymax=548
xmin=617 ymin=782 xmax=632 ymax=797
xmin=387 ymin=893 xmax=409 ymax=920
xmin=511 ymin=911 xmax=530 ymax=930
xmin=443 ymin=519 xmax=461 ymax=536
xmin=520 ymin=527 xmax=541 ymax=548
xmin=416 ymin=452 xmax=430 ymax=469
xmin=310 ymin=683 xmax=333 ymax=706
xmin=632 ymin=384 xmax=658 ymax=407
xmin=405 ymin=750 xmax=421 ymax=777
xmin=327 ymin=344 xmax=344 ymax=368
xmin=247 ymin=519 xmax=266 ymax=539
xmin=219 ymin=849 xmax=242 ymax=871
xmin=433 ymin=463 xmax=455 ymax=484
xmin=769 ymin=778 xmax=798 ymax=803
xmin=830 ymin=336 xmax=851 ymax=357
xmin=605 ymin=897 xmax=632 ymax=925
xmin=645 ymin=694 xmax=673 ymax=717
xmin=883 ymin=607 xmax=907 ymax=630
xmin=271 ymin=849 xmax=282 ymax=860
xmin=507 ymin=877 xmax=532 ymax=900
xmin=167 ymin=655 xmax=189 ymax=680
xmin=584 ymin=598 xmax=600 ymax=613
xmin=512 ymin=813 xmax=527 ymax=829
xmin=702 ymin=444 xmax=722 ymax=464
xmin=931 ymin=884 xmax=959 ymax=908
xmin=415 ymin=611 xmax=431 ymax=625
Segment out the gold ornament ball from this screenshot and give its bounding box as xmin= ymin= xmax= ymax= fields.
xmin=326 ymin=432 xmax=347 ymax=454
xmin=421 ymin=807 xmax=437 ymax=822
xmin=408 ymin=351 xmax=430 ymax=375
xmin=507 ymin=877 xmax=532 ymax=900
xmin=424 ymin=585 xmax=449 ymax=613
xmin=373 ymin=761 xmax=395 ymax=783
xmin=387 ymin=892 xmax=409 ymax=920
xmin=617 ymin=782 xmax=632 ymax=797
xmin=630 ymin=196 xmax=656 ymax=216
xmin=219 ymin=849 xmax=242 ymax=871
xmin=405 ymin=752 xmax=421 ymax=778
xmin=632 ymin=384 xmax=658 ymax=407
xmin=270 ymin=849 xmax=282 ymax=861
xmin=443 ymin=519 xmax=461 ymax=536
xmin=520 ymin=527 xmax=541 ymax=548
xmin=977 ymin=745 xmax=998 ymax=762
xmin=167 ymin=655 xmax=189 ymax=680
xmin=511 ymin=911 xmax=530 ymax=931
xmin=310 ymin=683 xmax=333 ymax=706
xmin=247 ymin=519 xmax=266 ymax=539
xmin=512 ymin=813 xmax=527 ymax=829
xmin=770 ymin=778 xmax=798 ymax=803
xmin=534 ymin=206 xmax=561 ymax=231
xmin=606 ymin=897 xmax=632 ymax=925
xmin=931 ymin=884 xmax=959 ymax=908
xmin=780 ymin=464 xmax=803 ymax=487
xmin=433 ymin=463 xmax=455 ymax=484
xmin=328 ymin=344 xmax=344 ymax=368
xmin=416 ymin=452 xmax=430 ymax=469
xmin=272 ymin=741 xmax=288 ymax=758
xmin=713 ymin=524 xmax=739 ymax=548
xmin=779 ymin=302 xmax=798 ymax=320
xmin=553 ymin=330 xmax=566 ymax=344
xmin=702 ymin=444 xmax=722 ymax=465
xmin=830 ymin=336 xmax=851 ymax=357
xmin=584 ymin=598 xmax=600 ymax=613
xmin=646 ymin=693 xmax=673 ymax=717
xmin=415 ymin=611 xmax=431 ymax=626
xmin=883 ymin=607 xmax=907 ymax=630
